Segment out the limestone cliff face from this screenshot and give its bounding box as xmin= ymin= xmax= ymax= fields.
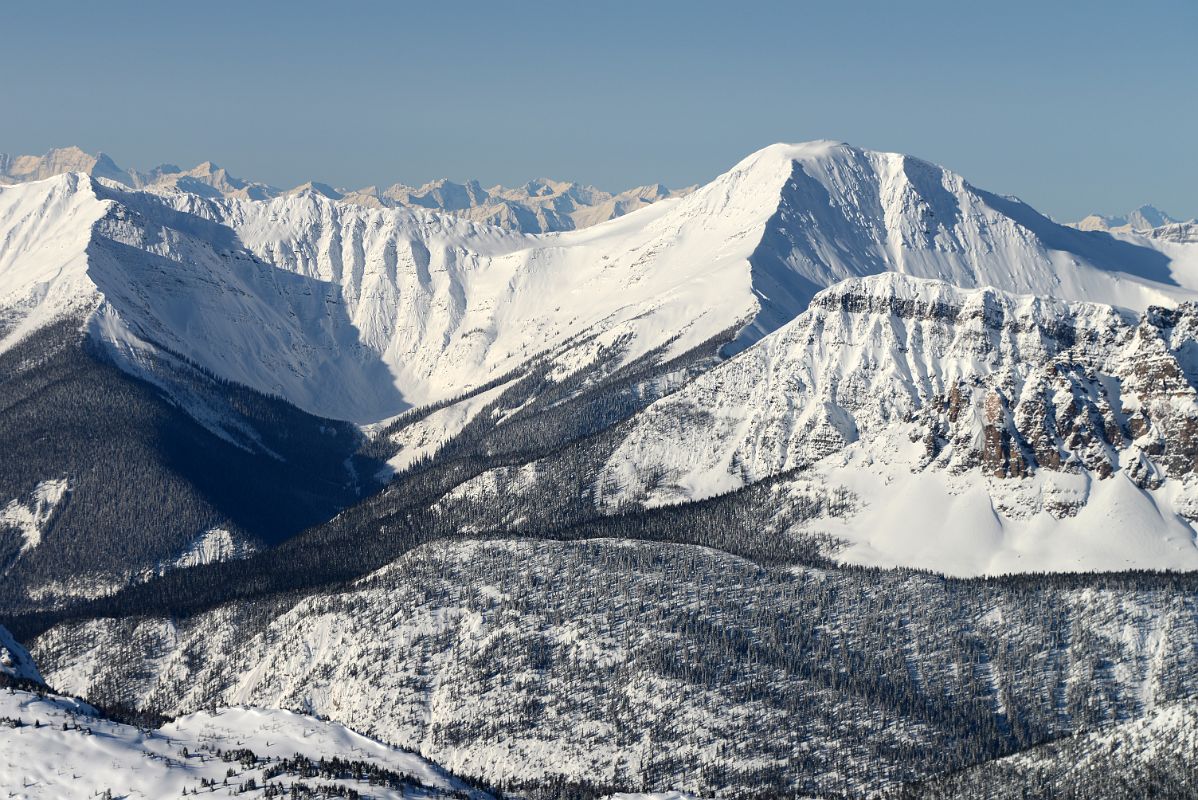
xmin=599 ymin=274 xmax=1198 ymax=527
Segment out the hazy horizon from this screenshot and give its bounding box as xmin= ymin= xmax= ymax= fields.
xmin=3 ymin=0 xmax=1195 ymax=220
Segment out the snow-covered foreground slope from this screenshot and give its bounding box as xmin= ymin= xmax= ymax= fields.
xmin=4 ymin=141 xmax=1198 ymax=425
xmin=0 ymin=688 xmax=487 ymax=799
xmin=593 ymin=273 xmax=1198 ymax=575
xmin=0 ymin=622 xmax=483 ymax=797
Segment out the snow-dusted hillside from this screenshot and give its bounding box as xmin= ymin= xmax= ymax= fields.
xmin=903 ymin=700 xmax=1198 ymax=798
xmin=31 ymin=539 xmax=1198 ymax=797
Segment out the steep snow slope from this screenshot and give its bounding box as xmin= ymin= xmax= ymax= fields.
xmin=739 ymin=143 xmax=1197 ymax=339
xmin=0 ymin=171 xmax=755 ymax=422
xmin=0 ymin=173 xmax=106 ymax=348
xmin=592 ymin=273 xmax=1198 ymax=574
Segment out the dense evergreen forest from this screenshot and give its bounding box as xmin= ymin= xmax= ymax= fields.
xmin=0 ymin=319 xmax=382 ymax=610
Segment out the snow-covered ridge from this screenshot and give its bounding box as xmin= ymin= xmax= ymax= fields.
xmin=3 ymin=141 xmax=1198 ymax=428
xmin=336 ymin=175 xmax=693 ymax=233
xmin=1071 ymin=204 xmax=1190 ymax=233
xmin=599 ymin=273 xmax=1129 ymax=505
xmin=0 ymin=168 xmax=762 ymax=421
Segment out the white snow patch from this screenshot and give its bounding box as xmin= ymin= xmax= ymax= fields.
xmin=0 ymin=478 xmax=69 ymax=555
xmin=161 ymin=527 xmax=255 ymax=572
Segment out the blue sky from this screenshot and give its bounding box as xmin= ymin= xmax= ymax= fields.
xmin=3 ymin=0 xmax=1195 ymax=220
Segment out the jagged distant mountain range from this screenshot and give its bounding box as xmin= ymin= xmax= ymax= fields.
xmin=1070 ymin=203 xmax=1189 ymax=233
xmin=0 ymin=145 xmax=691 ymax=234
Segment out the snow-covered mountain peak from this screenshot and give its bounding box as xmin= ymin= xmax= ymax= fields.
xmin=736 ymin=140 xmax=1198 ymax=339
xmin=1073 ymin=203 xmax=1186 ymax=233
xmin=0 ymin=146 xmax=134 ymax=187
xmin=284 ymin=180 xmax=343 ymax=200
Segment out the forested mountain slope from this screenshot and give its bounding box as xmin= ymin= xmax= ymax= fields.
xmin=30 ymin=539 xmax=1198 ymax=798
